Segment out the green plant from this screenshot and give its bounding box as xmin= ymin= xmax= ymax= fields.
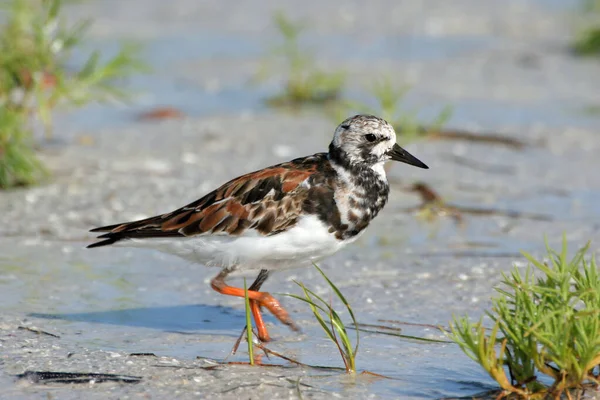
xmin=0 ymin=107 xmax=46 ymax=187
xmin=243 ymin=278 xmax=254 ymax=366
xmin=257 ymin=11 xmax=346 ymax=107
xmin=573 ymin=27 xmax=600 ymax=56
xmin=573 ymin=0 xmax=600 ymax=56
xmin=287 ymin=264 xmax=359 ymax=373
xmin=449 ymin=237 xmax=600 ymax=398
xmin=0 ymin=0 xmax=146 ymax=188
xmin=587 ymin=0 xmax=600 ymax=10
xmin=333 ymin=77 xmax=452 ymax=144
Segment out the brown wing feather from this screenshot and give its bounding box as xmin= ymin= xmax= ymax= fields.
xmin=87 ymin=155 xmax=324 ymax=248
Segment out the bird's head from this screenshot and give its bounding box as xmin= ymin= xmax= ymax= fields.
xmin=330 ymin=114 xmax=428 ymax=169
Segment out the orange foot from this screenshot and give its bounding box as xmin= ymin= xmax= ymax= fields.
xmin=211 ymin=271 xmax=299 ymax=342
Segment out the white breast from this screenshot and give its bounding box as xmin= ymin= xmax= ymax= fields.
xmin=120 ymin=214 xmax=350 ymax=271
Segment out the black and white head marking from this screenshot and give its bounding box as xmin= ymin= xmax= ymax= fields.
xmin=330 ymin=114 xmax=396 ymax=168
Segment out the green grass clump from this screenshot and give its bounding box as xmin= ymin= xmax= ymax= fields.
xmin=572 ymin=0 xmax=600 ymax=56
xmin=0 ymin=108 xmax=46 ymax=187
xmin=332 ymin=77 xmax=452 ymax=144
xmin=288 ymin=264 xmax=359 ymax=373
xmin=0 ymin=0 xmax=146 ymax=189
xmin=449 ymin=237 xmax=600 ymax=398
xmin=573 ymin=27 xmax=600 ymax=56
xmin=258 ymin=12 xmax=346 ymax=108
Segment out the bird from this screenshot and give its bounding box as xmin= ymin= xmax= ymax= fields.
xmin=87 ymin=114 xmax=428 ymax=342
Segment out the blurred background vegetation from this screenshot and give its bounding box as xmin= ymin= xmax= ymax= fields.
xmin=573 ymin=0 xmax=600 ymax=55
xmin=1 ymin=0 xmax=599 ymax=189
xmin=0 ymin=0 xmax=145 ymax=188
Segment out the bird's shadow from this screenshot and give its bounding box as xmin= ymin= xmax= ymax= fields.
xmin=29 ymin=304 xmax=252 ymax=334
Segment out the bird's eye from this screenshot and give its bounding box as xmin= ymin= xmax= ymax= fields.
xmin=364 ymin=134 xmax=377 ymax=142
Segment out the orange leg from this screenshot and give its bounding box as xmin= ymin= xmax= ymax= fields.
xmin=211 ymin=269 xmax=299 ymax=342
xmin=249 ymin=300 xmax=268 ymax=341
xmin=247 ymin=269 xmax=273 ymax=341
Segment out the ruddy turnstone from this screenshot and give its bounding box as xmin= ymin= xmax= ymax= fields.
xmin=88 ymin=115 xmax=428 ymax=342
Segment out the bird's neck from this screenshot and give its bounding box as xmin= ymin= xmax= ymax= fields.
xmin=328 ymin=144 xmax=389 ymax=188
xmin=327 ymin=145 xmax=390 ymax=236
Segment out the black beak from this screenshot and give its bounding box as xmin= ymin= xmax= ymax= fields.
xmin=387 ymin=144 xmax=429 ymax=169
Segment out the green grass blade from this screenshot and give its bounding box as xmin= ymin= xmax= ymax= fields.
xmin=286 ymin=265 xmax=359 ymax=373
xmin=296 ymin=282 xmax=337 ymax=344
xmin=243 ymin=278 xmax=254 ymax=366
xmin=313 ymin=264 xmax=360 ymax=360
xmin=350 ymin=326 xmax=451 ymax=343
